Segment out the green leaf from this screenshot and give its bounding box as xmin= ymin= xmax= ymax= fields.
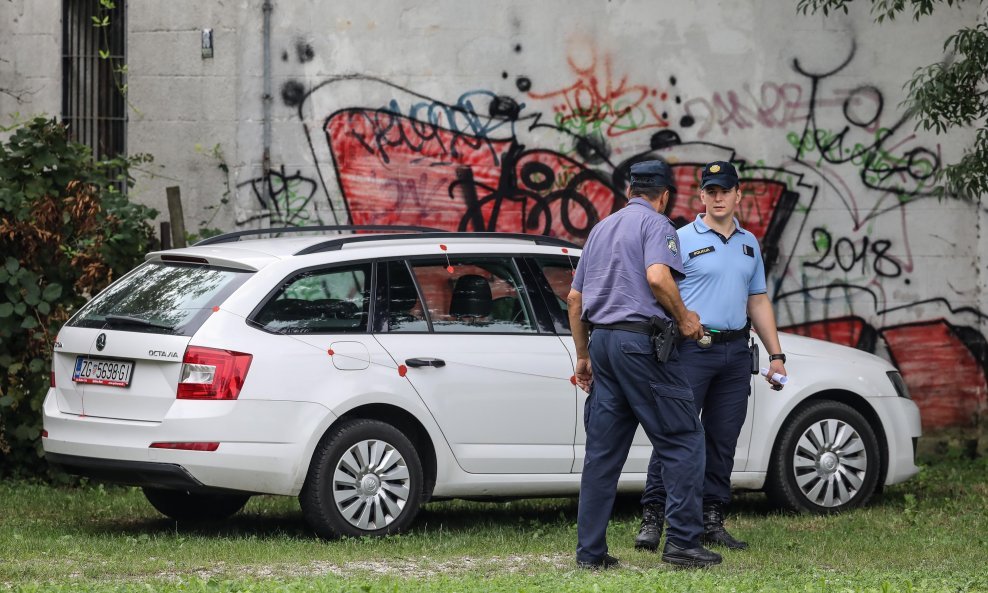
xmin=99 ymin=49 xmax=110 ymax=60
xmin=37 ymin=301 xmax=51 ymax=315
xmin=0 ymin=395 xmax=13 ymax=407
xmin=13 ymin=301 xmax=27 ymax=316
xmin=20 ymin=316 xmax=37 ymax=329
xmin=42 ymin=283 xmax=62 ymax=302
xmin=0 ymin=302 xmax=13 ymax=317
xmin=4 ymin=258 xmax=18 ymax=274
xmin=28 ymin=357 xmax=45 ymax=372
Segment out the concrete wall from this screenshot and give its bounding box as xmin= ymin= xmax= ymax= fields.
xmin=2 ymin=0 xmax=986 ymax=429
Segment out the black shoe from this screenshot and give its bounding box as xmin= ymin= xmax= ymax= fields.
xmin=702 ymin=503 xmax=748 ymax=550
xmin=661 ymin=542 xmax=722 ymax=568
xmin=634 ymin=503 xmax=664 ymax=551
xmin=577 ymin=553 xmax=620 ymax=570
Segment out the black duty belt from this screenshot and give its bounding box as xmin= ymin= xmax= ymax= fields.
xmin=591 ymin=321 xmax=653 ymax=335
xmin=706 ymin=325 xmax=750 ymax=343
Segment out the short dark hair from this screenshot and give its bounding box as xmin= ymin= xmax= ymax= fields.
xmin=630 ymin=185 xmax=674 ymax=200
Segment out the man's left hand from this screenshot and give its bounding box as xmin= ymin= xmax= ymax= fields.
xmin=767 ymin=359 xmax=787 ymax=391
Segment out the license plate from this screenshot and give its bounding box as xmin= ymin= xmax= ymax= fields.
xmin=72 ymin=356 xmax=134 ymax=387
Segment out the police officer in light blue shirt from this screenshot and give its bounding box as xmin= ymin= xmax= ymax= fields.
xmin=568 ymin=160 xmax=721 ymax=570
xmin=635 ymin=160 xmax=788 ymax=553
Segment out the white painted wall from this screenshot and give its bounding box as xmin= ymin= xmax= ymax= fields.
xmin=1 ymin=0 xmax=985 ymax=428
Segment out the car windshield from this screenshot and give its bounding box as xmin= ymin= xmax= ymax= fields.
xmin=68 ymin=261 xmax=252 ymax=336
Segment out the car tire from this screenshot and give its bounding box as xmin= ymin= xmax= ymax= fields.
xmin=300 ymin=418 xmax=424 ymax=539
xmin=766 ymin=400 xmax=881 ymax=513
xmin=142 ymin=488 xmax=250 ymax=521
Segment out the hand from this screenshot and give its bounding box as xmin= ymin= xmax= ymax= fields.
xmin=678 ymin=310 xmax=704 ymax=341
xmin=767 ymin=359 xmax=787 ymax=391
xmin=575 ymin=357 xmax=593 ymax=393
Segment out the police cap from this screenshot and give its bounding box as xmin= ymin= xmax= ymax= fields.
xmin=700 ymin=161 xmax=740 ymax=189
xmin=629 ymin=160 xmax=674 ymax=190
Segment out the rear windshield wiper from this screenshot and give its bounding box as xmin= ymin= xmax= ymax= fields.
xmin=102 ymin=314 xmax=175 ymax=332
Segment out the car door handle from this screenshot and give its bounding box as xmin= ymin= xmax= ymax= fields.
xmin=405 ymin=357 xmax=446 ymax=368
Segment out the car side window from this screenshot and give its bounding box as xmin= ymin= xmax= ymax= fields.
xmin=386 ymin=260 xmax=430 ymax=332
xmin=530 ymin=256 xmax=578 ymax=334
xmin=254 ymin=263 xmax=371 ymax=334
xmin=407 ymin=257 xmax=537 ymax=334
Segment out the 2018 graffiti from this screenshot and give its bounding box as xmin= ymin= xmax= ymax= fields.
xmin=241 ymin=42 xmax=985 ymax=430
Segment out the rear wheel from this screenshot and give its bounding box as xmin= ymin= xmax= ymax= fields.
xmin=300 ymin=419 xmax=423 ymax=539
xmin=766 ymin=400 xmax=881 ymax=513
xmin=142 ymin=488 xmax=250 ymax=521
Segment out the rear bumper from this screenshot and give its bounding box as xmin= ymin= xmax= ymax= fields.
xmin=44 ymin=452 xmax=248 ymax=493
xmin=42 ymin=394 xmax=336 ymax=495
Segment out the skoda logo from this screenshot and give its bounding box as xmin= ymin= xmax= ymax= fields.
xmin=96 ymin=333 xmax=106 ymax=351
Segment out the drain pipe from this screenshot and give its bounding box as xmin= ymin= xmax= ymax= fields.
xmin=261 ymin=0 xmax=273 ymax=217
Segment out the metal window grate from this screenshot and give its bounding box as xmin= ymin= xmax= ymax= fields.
xmin=61 ymin=0 xmax=126 ymax=160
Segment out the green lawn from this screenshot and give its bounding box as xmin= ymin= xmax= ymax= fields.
xmin=2 ymin=456 xmax=986 ymax=592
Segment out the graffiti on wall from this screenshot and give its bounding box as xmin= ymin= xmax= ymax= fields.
xmin=236 ymin=38 xmax=985 ymax=430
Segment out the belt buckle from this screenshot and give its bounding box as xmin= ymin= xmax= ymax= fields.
xmin=697 ymin=331 xmax=713 ymax=349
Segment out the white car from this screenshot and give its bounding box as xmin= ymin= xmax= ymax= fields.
xmin=42 ymin=229 xmax=921 ymax=538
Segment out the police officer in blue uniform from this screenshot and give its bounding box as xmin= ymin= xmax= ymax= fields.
xmin=634 ymin=161 xmax=788 ymax=552
xmin=569 ymin=160 xmax=722 ymax=569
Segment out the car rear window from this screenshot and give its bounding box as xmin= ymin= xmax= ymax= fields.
xmin=67 ymin=262 xmax=252 ymax=336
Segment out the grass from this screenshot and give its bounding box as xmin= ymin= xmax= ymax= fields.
xmin=1 ymin=456 xmax=987 ymax=592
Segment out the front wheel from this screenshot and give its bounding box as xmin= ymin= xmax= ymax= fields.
xmin=766 ymin=400 xmax=881 ymax=513
xmin=142 ymin=488 xmax=250 ymax=521
xmin=300 ymin=419 xmax=424 ymax=539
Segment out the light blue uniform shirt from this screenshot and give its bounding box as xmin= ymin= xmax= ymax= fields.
xmin=573 ymin=198 xmax=685 ymax=325
xmin=677 ymin=214 xmax=766 ymax=331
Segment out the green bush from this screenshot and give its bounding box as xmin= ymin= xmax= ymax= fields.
xmin=0 ymin=117 xmax=157 ymax=478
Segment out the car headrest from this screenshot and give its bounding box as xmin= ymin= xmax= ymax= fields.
xmin=449 ymin=274 xmax=492 ymax=318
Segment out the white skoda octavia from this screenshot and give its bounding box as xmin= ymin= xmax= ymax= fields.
xmin=42 ymin=229 xmax=921 ymax=538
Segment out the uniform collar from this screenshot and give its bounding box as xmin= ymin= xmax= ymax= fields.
xmin=692 ymin=213 xmax=746 ymax=239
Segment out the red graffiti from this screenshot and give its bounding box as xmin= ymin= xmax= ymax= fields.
xmin=529 ymin=49 xmax=670 ymax=138
xmin=327 ymin=110 xmax=618 ymax=243
xmin=881 ymin=321 xmax=988 ymax=430
xmin=781 ymin=317 xmax=987 ymax=430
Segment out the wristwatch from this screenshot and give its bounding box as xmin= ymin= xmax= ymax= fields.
xmin=769 ymin=353 xmax=787 ymax=364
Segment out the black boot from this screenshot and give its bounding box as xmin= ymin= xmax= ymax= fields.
xmin=661 ymin=541 xmax=722 ymax=568
xmin=634 ymin=503 xmax=664 ymax=551
xmin=702 ymin=503 xmax=748 ymax=550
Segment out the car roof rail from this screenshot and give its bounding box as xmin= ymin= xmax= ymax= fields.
xmin=192 ymin=225 xmax=446 ymax=246
xmin=293 ymin=231 xmax=580 ymax=255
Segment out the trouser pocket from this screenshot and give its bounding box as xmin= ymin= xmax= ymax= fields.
xmin=650 ymin=383 xmax=701 ymax=435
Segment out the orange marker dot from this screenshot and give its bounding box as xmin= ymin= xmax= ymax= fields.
xmin=439 ymin=244 xmax=448 ymax=251
xmin=570 ymin=375 xmax=577 ymax=385
xmin=447 ymin=266 xmax=454 ymax=274
xmin=212 ymin=306 xmax=220 ymax=313
xmin=398 ymin=365 xmax=408 ymax=377
xmin=327 ymin=349 xmax=335 ymax=356
xmin=561 ymin=248 xmax=569 ymax=254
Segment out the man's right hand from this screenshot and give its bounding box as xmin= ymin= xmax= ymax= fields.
xmin=678 ymin=310 xmax=703 ymax=340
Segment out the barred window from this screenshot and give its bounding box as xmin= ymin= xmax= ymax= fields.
xmin=61 ymin=0 xmax=126 ymax=159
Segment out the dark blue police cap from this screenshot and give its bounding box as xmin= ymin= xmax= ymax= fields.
xmin=629 ymin=160 xmax=674 ymax=189
xmin=700 ymin=161 xmax=740 ymax=189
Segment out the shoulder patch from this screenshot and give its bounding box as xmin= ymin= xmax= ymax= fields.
xmin=743 ymin=244 xmax=755 ymax=257
xmin=666 ymin=235 xmax=678 ymax=255
xmin=689 ymin=245 xmax=715 ymax=258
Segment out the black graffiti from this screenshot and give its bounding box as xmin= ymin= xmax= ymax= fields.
xmin=448 ymin=144 xmax=614 ymax=239
xmin=804 ymin=227 xmax=903 ymax=278
xmin=791 ymin=43 xmax=942 ymax=209
xmin=237 ymin=165 xmax=319 ymax=227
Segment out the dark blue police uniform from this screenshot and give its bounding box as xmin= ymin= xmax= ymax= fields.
xmin=640 ymin=161 xmax=766 ymax=550
xmin=573 ymin=161 xmax=705 ymax=566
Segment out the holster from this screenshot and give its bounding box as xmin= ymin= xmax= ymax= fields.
xmin=649 ymin=316 xmax=678 ymax=364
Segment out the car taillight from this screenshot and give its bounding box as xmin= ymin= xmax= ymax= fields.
xmin=50 ymin=370 xmax=55 ymax=388
xmin=177 ymin=346 xmax=252 ymax=400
